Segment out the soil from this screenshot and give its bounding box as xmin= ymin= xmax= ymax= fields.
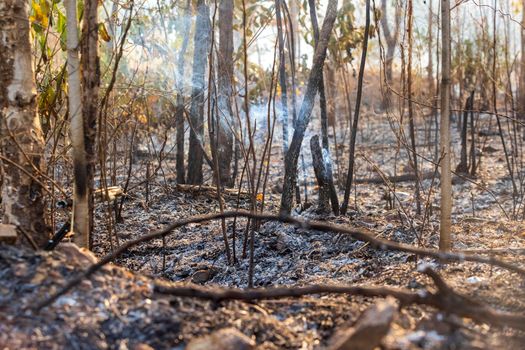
xmin=2 ymin=112 xmax=525 ymax=349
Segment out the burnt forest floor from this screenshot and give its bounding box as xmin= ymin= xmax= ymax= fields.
xmin=2 ymin=112 xmax=525 ymax=349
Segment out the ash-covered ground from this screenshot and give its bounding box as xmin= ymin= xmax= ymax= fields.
xmin=2 ymin=112 xmax=525 ymax=349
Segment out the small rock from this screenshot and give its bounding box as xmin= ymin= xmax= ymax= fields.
xmin=466 ymin=276 xmax=483 ymax=284
xmin=191 ymin=269 xmax=213 ymax=284
xmin=0 ymin=224 xmax=18 ymax=244
xmin=328 ymin=297 xmax=398 ymax=350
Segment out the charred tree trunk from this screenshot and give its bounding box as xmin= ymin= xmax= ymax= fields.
xmin=457 ymin=91 xmax=474 ymax=174
xmin=280 ymin=0 xmax=338 ymax=214
xmin=187 ymin=0 xmax=211 ymax=185
xmin=469 ymin=103 xmax=477 ymax=176
xmin=214 ymin=0 xmax=234 ymax=187
xmin=440 ymin=0 xmax=452 ymax=251
xmin=310 ymin=136 xmax=330 ymax=211
xmin=175 ymin=0 xmax=192 ymax=184
xmin=0 ymin=1 xmax=49 ymax=247
xmin=276 ymin=0 xmax=290 ymax=155
xmin=407 ymin=0 xmax=421 ymax=214
xmin=80 ymin=0 xmax=100 ymax=249
xmin=519 ymin=0 xmax=525 ymax=119
xmin=308 ymin=0 xmax=339 ymax=215
xmin=66 ymin=0 xmax=90 ymax=246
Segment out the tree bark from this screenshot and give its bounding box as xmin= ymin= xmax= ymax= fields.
xmin=66 ymin=0 xmax=90 ymax=246
xmin=276 ymin=0 xmax=290 ymax=155
xmin=175 ymin=0 xmax=192 ymax=184
xmin=519 ymin=0 xmax=525 ymax=119
xmin=380 ymin=0 xmax=401 ymax=109
xmin=407 ymin=0 xmax=421 ymax=214
xmin=187 ymin=0 xmax=211 ymax=185
xmin=0 ymin=0 xmax=49 ymax=247
xmin=440 ymin=0 xmax=452 ymax=251
xmin=456 ymin=91 xmax=474 ymax=174
xmin=214 ymin=0 xmax=234 ymax=187
xmin=427 ymin=0 xmax=434 ymax=91
xmin=310 ymin=136 xmax=330 ymax=211
xmin=308 ymin=0 xmax=339 ymax=215
xmin=280 ymin=0 xmax=338 ymax=214
xmin=80 ymin=0 xmax=100 ymax=249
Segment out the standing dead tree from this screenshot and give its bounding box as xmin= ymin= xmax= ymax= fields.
xmin=81 ymin=0 xmax=101 ymax=248
xmin=456 ymin=91 xmax=474 ymax=174
xmin=276 ymin=0 xmax=290 ymax=156
xmin=214 ymin=0 xmax=234 ymax=187
xmin=280 ymin=0 xmax=338 ymax=214
xmin=65 ymin=0 xmax=89 ymax=248
xmin=187 ymin=0 xmax=211 ymax=185
xmin=0 ymin=0 xmax=49 ymax=248
xmin=310 ymin=136 xmax=330 ymax=211
xmin=440 ymin=0 xmax=452 ymax=251
xmin=175 ymin=0 xmax=192 ymax=184
xmin=406 ymin=0 xmax=421 ymax=214
xmin=307 ymin=0 xmax=339 ymax=215
xmin=519 ymin=0 xmax=525 ymax=120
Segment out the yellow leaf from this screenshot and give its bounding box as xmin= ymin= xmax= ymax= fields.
xmin=99 ymin=23 xmax=111 ymax=42
xmin=137 ymin=114 xmax=148 ymax=124
xmin=256 ymin=193 xmax=264 ymax=201
xmin=32 ymin=2 xmax=49 ymax=29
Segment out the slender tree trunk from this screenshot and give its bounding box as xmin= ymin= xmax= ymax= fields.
xmin=175 ymin=0 xmax=192 ymax=184
xmin=440 ymin=0 xmax=452 ymax=251
xmin=380 ymin=0 xmax=401 ymax=109
xmin=289 ymin=0 xmax=300 ymax=63
xmin=280 ymin=0 xmax=338 ymax=214
xmin=340 ymin=0 xmax=371 ymax=215
xmin=0 ymin=0 xmax=49 ymax=247
xmin=187 ymin=0 xmax=211 ymax=185
xmin=407 ymin=0 xmax=421 ymax=214
xmin=457 ymin=91 xmax=473 ymax=174
xmin=308 ymin=0 xmax=339 ymax=215
xmin=276 ymin=0 xmax=290 ymax=155
xmin=310 ymin=136 xmax=330 ymax=211
xmin=214 ymin=0 xmax=234 ymax=187
xmin=427 ymin=0 xmax=434 ymax=90
xmin=80 ymin=0 xmax=100 ymax=249
xmin=491 ymin=0 xmax=518 ymax=207
xmin=519 ymin=0 xmax=525 ymax=119
xmin=66 ymin=0 xmax=89 ymax=245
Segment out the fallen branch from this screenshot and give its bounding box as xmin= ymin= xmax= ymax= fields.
xmin=457 ymin=247 xmax=525 ymax=255
xmin=34 ymin=210 xmax=525 ymax=310
xmin=153 ymin=266 xmax=525 ymax=331
xmin=354 ymin=171 xmax=436 ymax=184
xmin=176 ymin=184 xmax=251 ymax=200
